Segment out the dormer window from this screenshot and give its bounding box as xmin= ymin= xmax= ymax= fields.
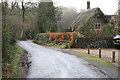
xmin=94 ymin=23 xmax=101 ymax=30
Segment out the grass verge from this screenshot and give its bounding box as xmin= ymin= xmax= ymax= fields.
xmin=2 ymin=44 xmax=25 ymax=78
xmin=61 ymin=50 xmax=119 ymax=78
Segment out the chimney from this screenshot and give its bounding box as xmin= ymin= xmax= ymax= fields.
xmin=87 ymin=1 xmax=90 ymax=10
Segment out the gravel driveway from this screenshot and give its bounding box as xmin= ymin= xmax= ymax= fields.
xmin=18 ymin=40 xmax=108 ymax=78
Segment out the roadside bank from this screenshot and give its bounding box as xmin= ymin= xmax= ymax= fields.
xmin=2 ymin=44 xmax=29 ymax=78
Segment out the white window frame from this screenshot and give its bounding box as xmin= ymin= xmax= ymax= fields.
xmin=94 ymin=23 xmax=101 ymax=30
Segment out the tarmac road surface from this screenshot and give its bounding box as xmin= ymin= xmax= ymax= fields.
xmin=18 ymin=40 xmax=108 ymax=78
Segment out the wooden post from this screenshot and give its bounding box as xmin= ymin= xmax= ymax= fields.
xmin=88 ymin=45 xmax=90 ymax=54
xmin=99 ymin=48 xmax=101 ymax=58
xmin=112 ymin=51 xmax=115 ymax=62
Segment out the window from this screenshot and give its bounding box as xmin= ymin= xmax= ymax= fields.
xmin=94 ymin=23 xmax=101 ymax=30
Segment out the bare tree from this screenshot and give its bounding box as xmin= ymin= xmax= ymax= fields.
xmin=21 ymin=0 xmax=32 ymax=23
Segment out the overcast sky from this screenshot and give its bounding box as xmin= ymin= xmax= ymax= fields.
xmin=53 ymin=0 xmax=118 ymax=15
xmin=3 ymin=0 xmax=119 ymax=15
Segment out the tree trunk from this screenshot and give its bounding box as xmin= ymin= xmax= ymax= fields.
xmin=22 ymin=2 xmax=25 ymax=23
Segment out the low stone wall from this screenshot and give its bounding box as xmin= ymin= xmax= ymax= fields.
xmin=76 ymin=37 xmax=114 ymax=48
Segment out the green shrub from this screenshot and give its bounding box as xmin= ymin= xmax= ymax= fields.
xmin=102 ymin=23 xmax=115 ymax=37
xmin=50 ymin=24 xmax=57 ymax=32
xmin=2 ymin=26 xmax=24 ymax=78
xmin=50 ymin=43 xmax=56 ymax=46
xmin=35 ymin=33 xmax=49 ymax=44
xmin=62 ymin=43 xmax=70 ymax=48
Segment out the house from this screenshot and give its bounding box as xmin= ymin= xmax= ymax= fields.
xmin=106 ymin=15 xmax=120 ymax=32
xmin=69 ymin=1 xmax=109 ymax=37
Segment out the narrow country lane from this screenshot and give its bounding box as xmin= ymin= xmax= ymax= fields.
xmin=17 ymin=40 xmax=108 ymax=78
